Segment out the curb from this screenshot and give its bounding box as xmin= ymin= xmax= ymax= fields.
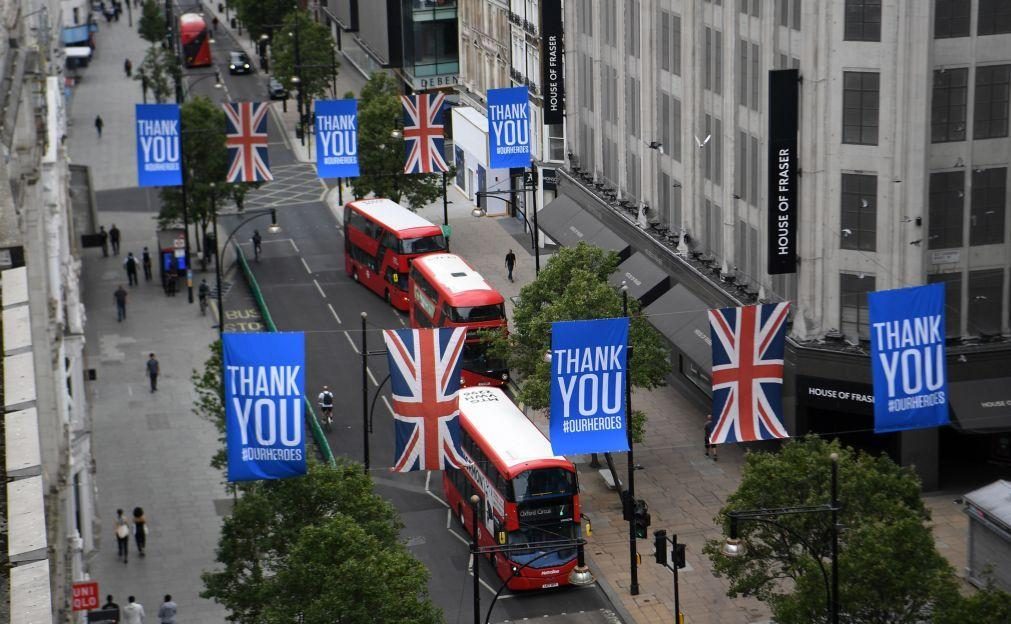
xmin=233 ymin=241 xmax=337 ymax=467
xmin=586 ymin=555 xmax=641 ymax=624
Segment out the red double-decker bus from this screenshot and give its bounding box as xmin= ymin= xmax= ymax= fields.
xmin=409 ymin=254 xmax=509 ymax=387
xmin=445 ymin=387 xmax=581 ymax=591
xmin=179 ymin=13 xmax=212 ymax=68
xmin=343 ymin=198 xmax=447 ymax=311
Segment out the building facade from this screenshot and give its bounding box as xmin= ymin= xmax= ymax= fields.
xmin=555 ymin=0 xmax=1011 ymax=489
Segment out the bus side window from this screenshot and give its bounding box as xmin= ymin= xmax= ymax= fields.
xmin=440 ymin=304 xmax=452 ymax=325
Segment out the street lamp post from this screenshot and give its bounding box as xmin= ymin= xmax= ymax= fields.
xmin=212 ymin=208 xmax=280 ymax=338
xmin=722 ymin=454 xmax=841 ymax=624
xmin=472 ymin=187 xmax=540 ymax=276
xmin=621 ymin=286 xmax=639 ymax=596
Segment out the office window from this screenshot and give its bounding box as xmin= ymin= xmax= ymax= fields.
xmin=671 ymin=96 xmax=682 ymax=162
xmin=842 ymin=71 xmax=880 ymax=145
xmin=840 ymin=273 xmax=875 ymax=340
xmin=626 ymin=150 xmax=640 ymax=199
xmin=971 ymin=167 xmax=1007 ymax=246
xmin=736 ymin=131 xmax=748 ymax=203
xmin=704 ymin=200 xmax=724 ymax=258
xmin=934 ymin=0 xmax=970 ymax=38
xmin=968 ymin=269 xmax=1004 ymax=335
xmin=602 ymin=0 xmax=614 ymax=45
xmin=748 ymin=226 xmax=758 ymax=283
xmin=704 ymin=28 xmax=722 ymax=94
xmin=579 ymin=0 xmax=592 ymax=35
xmin=658 ymin=11 xmax=682 ymax=75
xmin=780 ymin=0 xmax=801 ymax=29
xmin=671 ymin=14 xmax=682 ymax=75
xmin=841 ymin=173 xmax=877 ymax=251
xmin=928 ymin=171 xmax=964 ymax=249
xmin=671 ymin=178 xmax=682 ymax=226
xmin=659 ymin=172 xmax=671 ymax=224
xmin=974 ymin=65 xmax=1011 ymax=140
xmin=740 ymin=0 xmax=760 ymax=16
xmin=752 ymin=0 xmax=761 ymax=17
xmin=844 ymin=0 xmax=881 ymax=41
xmin=704 ymin=115 xmax=722 ymax=185
xmin=738 ymin=39 xmax=749 ymax=105
xmin=705 ymin=28 xmax=713 ymax=91
xmin=931 ymin=68 xmax=968 ymax=143
xmin=979 ymin=0 xmax=1011 ymax=36
xmin=736 ymin=220 xmax=748 ymax=276
xmin=751 ymin=43 xmax=761 ymax=111
xmin=626 ymin=0 xmax=640 ymax=58
xmin=626 ymin=77 xmax=640 ymax=138
xmin=750 ymin=135 xmax=759 ymax=206
xmin=660 ymin=93 xmax=671 ymax=150
xmin=736 ymin=41 xmax=761 ymax=111
xmin=660 ymin=11 xmax=671 ymax=72
xmin=928 ymin=273 xmax=962 ymax=337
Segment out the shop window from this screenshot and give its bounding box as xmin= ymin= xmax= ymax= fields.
xmin=978 ymin=0 xmax=1011 ymax=36
xmin=968 ymin=269 xmax=1004 ymax=336
xmin=843 ymin=71 xmax=880 ymax=145
xmin=928 ymin=171 xmax=965 ymax=249
xmin=931 ymin=68 xmax=968 ymax=143
xmin=934 ymin=0 xmax=970 ymax=38
xmin=974 ymin=65 xmax=1010 ymax=140
xmin=970 ymin=167 xmax=1007 ymax=246
xmin=840 ymin=173 xmax=877 ymax=251
xmin=844 ymin=0 xmax=881 ymax=42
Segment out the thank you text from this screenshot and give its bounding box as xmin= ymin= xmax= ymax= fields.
xmin=549 ymin=317 xmax=630 ymax=455
xmin=767 ymin=69 xmax=799 ymax=274
xmin=869 ymin=283 xmax=949 ymax=433
xmin=487 ymin=86 xmax=532 ymax=169
xmin=135 ymin=104 xmax=182 ymax=187
xmin=223 ymin=332 xmax=307 ymax=481
xmin=315 ymin=99 xmax=360 ymax=178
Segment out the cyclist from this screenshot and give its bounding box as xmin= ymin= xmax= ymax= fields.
xmin=318 ymin=385 xmax=334 ymax=430
xmin=198 ymin=279 xmax=211 ymax=315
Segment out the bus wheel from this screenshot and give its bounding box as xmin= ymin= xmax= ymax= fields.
xmin=352 ymin=269 xmax=359 ymax=282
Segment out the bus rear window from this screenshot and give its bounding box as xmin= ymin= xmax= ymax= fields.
xmin=399 ymin=234 xmax=446 ymax=254
xmin=451 ymin=304 xmax=505 ymax=323
xmin=513 ymin=468 xmax=575 ymax=502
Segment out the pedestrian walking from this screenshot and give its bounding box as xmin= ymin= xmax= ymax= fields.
xmin=157 ymin=595 xmax=177 ymax=624
xmin=95 ymin=114 xmax=104 ymax=137
xmin=99 ymin=226 xmax=109 ymax=257
xmin=211 ymin=15 xmax=219 ymax=32
xmin=505 ymin=249 xmax=516 ymax=282
xmin=704 ymin=414 xmax=718 ymax=461
xmin=165 ymin=269 xmax=177 ymax=296
xmin=122 ymin=596 xmax=145 ymax=624
xmin=113 ymin=2 xmax=121 ymax=21
xmin=142 ymin=247 xmax=153 ymax=281
xmin=252 ymin=230 xmax=262 ymax=261
xmin=102 ymin=595 xmax=121 ymax=618
xmin=114 ymin=285 xmax=128 ymax=322
xmin=124 ymin=58 xmax=132 ymax=77
xmin=110 ymin=224 xmax=121 ymax=255
xmin=114 ymin=509 xmax=130 ymax=562
xmin=146 ymin=353 xmax=159 ymax=392
xmin=124 ymin=252 xmax=139 ymax=286
xmin=132 ymin=507 xmax=148 ymax=556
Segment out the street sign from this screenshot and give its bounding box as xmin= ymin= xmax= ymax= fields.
xmin=72 ymin=580 xmax=100 ymax=611
xmin=523 ymin=169 xmax=538 ymax=188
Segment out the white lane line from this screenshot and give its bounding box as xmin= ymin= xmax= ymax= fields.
xmin=313 ymin=279 xmax=326 ymax=298
xmin=289 ymin=239 xmax=300 ymax=253
xmin=446 ymin=508 xmax=451 ymax=529
xmin=344 ymin=331 xmax=360 ymax=354
xmin=382 ymin=396 xmax=393 ymax=415
xmin=367 ymin=366 xmax=379 ymax=387
xmin=300 ymin=257 xmax=312 ymax=274
xmin=327 ymin=303 xmax=342 ymax=324
xmin=398 ymin=315 xmax=406 ymax=327
xmin=425 ymin=471 xmax=449 ymax=508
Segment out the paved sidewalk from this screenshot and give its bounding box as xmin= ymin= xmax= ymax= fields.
xmin=68 ymin=17 xmax=229 ymax=624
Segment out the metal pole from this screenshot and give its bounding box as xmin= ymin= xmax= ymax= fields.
xmin=623 ymin=287 xmax=638 ymax=595
xmin=338 ymin=178 xmax=344 ymax=205
xmin=470 ymin=494 xmax=481 ymax=624
xmin=830 ymin=455 xmax=839 ymax=624
xmin=673 ymin=533 xmax=681 ymax=624
xmin=294 ymin=17 xmax=305 ymax=146
xmin=361 ymin=311 xmax=369 ymax=472
xmin=530 ymin=166 xmax=540 ymax=274
xmin=214 ymin=209 xmax=223 ymax=338
xmin=181 ymin=163 xmax=194 ymax=303
xmin=442 ymin=171 xmax=449 ymax=226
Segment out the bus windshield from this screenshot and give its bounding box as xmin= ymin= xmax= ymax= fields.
xmin=461 ymin=342 xmax=507 ymax=375
xmin=451 ymin=304 xmax=505 ymax=323
xmin=399 ymin=234 xmax=447 ymax=254
xmin=513 ymin=468 xmax=576 ymax=503
xmin=507 ymin=520 xmax=577 ymax=567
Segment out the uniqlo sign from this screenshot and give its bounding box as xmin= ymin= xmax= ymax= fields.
xmin=72 ymin=580 xmax=100 ymax=611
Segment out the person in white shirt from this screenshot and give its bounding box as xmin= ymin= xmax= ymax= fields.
xmin=122 ymin=596 xmax=145 ymax=624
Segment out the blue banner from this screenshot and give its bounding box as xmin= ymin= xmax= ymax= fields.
xmin=869 ymin=283 xmax=949 ymax=433
xmin=549 ymin=317 xmax=630 ymax=455
xmin=315 ymin=99 xmax=359 ymax=178
xmin=135 ymin=104 xmax=182 ymax=187
xmin=223 ymin=332 xmax=307 ymax=481
xmin=487 ymin=86 xmax=532 ymax=169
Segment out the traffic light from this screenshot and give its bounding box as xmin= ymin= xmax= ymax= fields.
xmin=653 ymin=530 xmax=668 ymax=566
xmin=674 ymin=543 xmax=687 ymax=569
xmin=633 ymin=499 xmax=650 ymax=539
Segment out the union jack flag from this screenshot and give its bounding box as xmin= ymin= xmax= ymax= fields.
xmin=223 ymin=101 xmax=272 ymax=183
xmin=402 ymin=92 xmax=449 ymax=174
xmin=384 ymin=327 xmax=470 ymax=472
xmin=708 ymin=302 xmax=791 ymax=444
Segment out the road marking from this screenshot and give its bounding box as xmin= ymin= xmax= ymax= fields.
xmin=446 ymin=508 xmax=451 ymax=529
xmin=289 ymin=239 xmax=300 ymax=253
xmin=300 ymin=257 xmax=312 ymax=274
xmin=343 ymin=331 xmax=360 ymax=354
xmin=398 ymin=315 xmax=406 ymax=327
xmin=367 ymin=366 xmax=379 ymax=387
xmin=127 ymin=384 xmax=133 ymax=397
xmin=313 ymin=278 xmax=326 ymax=298
xmin=426 ymin=472 xmax=449 ymax=508
xmin=327 ymin=303 xmax=341 ymax=324
xmin=382 ymin=396 xmax=393 ymax=415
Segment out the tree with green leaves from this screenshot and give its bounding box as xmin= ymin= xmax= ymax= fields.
xmin=268 ymin=10 xmax=338 ymax=106
xmin=489 ymin=242 xmax=670 ymax=441
xmin=703 ymin=436 xmax=964 ymax=624
xmin=201 ymin=461 xmax=442 ymax=623
xmin=137 ymin=0 xmax=167 ymax=45
xmin=353 ymin=72 xmax=445 ymax=209
xmin=231 ymin=0 xmax=297 ymax=39
xmin=158 ymin=97 xmax=253 ymax=256
xmin=135 ymin=45 xmax=176 ymax=103
xmin=192 ymin=340 xmax=228 ymax=478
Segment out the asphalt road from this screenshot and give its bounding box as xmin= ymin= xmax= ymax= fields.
xmin=180 ymin=17 xmax=623 ymax=624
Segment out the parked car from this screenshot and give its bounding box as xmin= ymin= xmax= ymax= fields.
xmin=268 ymin=77 xmax=288 ymax=100
xmin=228 ymin=50 xmax=253 ymax=75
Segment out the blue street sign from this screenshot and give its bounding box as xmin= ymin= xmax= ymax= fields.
xmin=487 ymin=86 xmax=532 ymax=169
xmin=315 ymin=99 xmax=360 ymax=178
xmin=135 ymin=104 xmax=182 ymax=187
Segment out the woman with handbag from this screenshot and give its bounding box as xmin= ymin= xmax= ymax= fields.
xmin=132 ymin=507 xmax=148 ymax=557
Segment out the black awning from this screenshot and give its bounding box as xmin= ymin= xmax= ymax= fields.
xmin=947 ymin=378 xmax=1011 ymax=433
xmin=608 ymin=253 xmax=670 ymax=307
xmin=643 ymin=283 xmax=712 ymax=370
xmin=538 ymin=194 xmax=631 ymax=260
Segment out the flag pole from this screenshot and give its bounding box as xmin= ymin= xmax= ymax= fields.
xmin=361 ymin=311 xmax=370 ymax=472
